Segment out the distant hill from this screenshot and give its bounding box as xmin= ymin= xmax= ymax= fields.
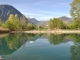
xmin=36 ymin=21 xmax=48 ymax=27
xmin=28 ymin=16 xmax=73 ymax=27
xmin=0 ymin=4 xmax=73 ymax=27
xmin=59 ymin=16 xmax=73 ymax=24
xmin=0 ymin=4 xmax=29 ymax=22
xmin=28 ymin=17 xmax=39 ymax=24
xmin=28 ymin=17 xmax=48 ymax=27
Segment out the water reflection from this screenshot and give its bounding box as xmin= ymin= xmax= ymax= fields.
xmin=0 ymin=33 xmax=40 ymax=55
xmin=0 ymin=33 xmax=80 ymax=60
xmin=48 ymin=34 xmax=66 ymax=45
xmin=48 ymin=34 xmax=80 ymax=60
xmin=68 ymin=34 xmax=80 ymax=60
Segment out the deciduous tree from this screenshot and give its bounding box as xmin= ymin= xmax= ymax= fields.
xmin=70 ymin=0 xmax=80 ymax=20
xmin=20 ymin=15 xmax=27 ymax=30
xmin=48 ymin=18 xmax=64 ymax=30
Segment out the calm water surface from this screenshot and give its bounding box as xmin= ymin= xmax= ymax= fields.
xmin=0 ymin=33 xmax=79 ymax=60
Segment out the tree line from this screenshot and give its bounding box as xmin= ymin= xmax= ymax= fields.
xmin=48 ymin=17 xmax=80 ymax=30
xmin=0 ymin=0 xmax=79 ymax=31
xmin=0 ymin=14 xmax=43 ymax=31
xmin=48 ymin=0 xmax=80 ymax=30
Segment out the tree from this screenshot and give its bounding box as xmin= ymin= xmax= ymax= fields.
xmin=14 ymin=14 xmax=20 ymax=30
xmin=5 ymin=14 xmax=20 ymax=31
xmin=70 ymin=0 xmax=80 ymax=20
xmin=5 ymin=14 xmax=15 ymax=30
xmin=36 ymin=26 xmax=43 ymax=30
xmin=0 ymin=18 xmax=3 ymax=27
xmin=20 ymin=15 xmax=27 ymax=30
xmin=27 ymin=23 xmax=35 ymax=30
xmin=48 ymin=18 xmax=64 ymax=30
xmin=68 ymin=20 xmax=80 ymax=29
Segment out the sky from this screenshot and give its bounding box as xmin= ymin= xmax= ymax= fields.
xmin=0 ymin=0 xmax=72 ymax=21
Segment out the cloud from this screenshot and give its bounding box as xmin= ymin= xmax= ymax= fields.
xmin=58 ymin=2 xmax=69 ymax=7
xmin=41 ymin=16 xmax=53 ymax=19
xmin=59 ymin=3 xmax=67 ymax=5
xmin=41 ymin=16 xmax=62 ymax=20
xmin=24 ymin=11 xmax=69 ymax=15
xmin=32 ymin=0 xmax=51 ymax=6
xmin=22 ymin=12 xmax=66 ymax=17
xmin=22 ymin=11 xmax=70 ymax=20
xmin=22 ymin=12 xmax=42 ymax=16
xmin=13 ymin=0 xmax=60 ymax=9
xmin=13 ymin=0 xmax=50 ymax=7
xmin=67 ymin=15 xmax=71 ymax=18
xmin=37 ymin=11 xmax=68 ymax=15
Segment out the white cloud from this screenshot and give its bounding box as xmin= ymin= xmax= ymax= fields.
xmin=22 ymin=12 xmax=42 ymax=16
xmin=27 ymin=11 xmax=68 ymax=15
xmin=41 ymin=15 xmax=61 ymax=20
xmin=67 ymin=15 xmax=71 ymax=18
xmin=32 ymin=0 xmax=51 ymax=6
xmin=39 ymin=11 xmax=68 ymax=15
xmin=29 ymin=16 xmax=34 ymax=18
xmin=22 ymin=12 xmax=70 ymax=20
xmin=41 ymin=16 xmax=53 ymax=19
xmin=36 ymin=16 xmax=59 ymax=20
xmin=59 ymin=2 xmax=68 ymax=5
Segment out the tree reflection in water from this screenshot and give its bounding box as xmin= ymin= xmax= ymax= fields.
xmin=0 ymin=33 xmax=40 ymax=55
xmin=48 ymin=34 xmax=66 ymax=45
xmin=0 ymin=33 xmax=80 ymax=60
xmin=48 ymin=34 xmax=80 ymax=60
xmin=68 ymin=34 xmax=80 ymax=60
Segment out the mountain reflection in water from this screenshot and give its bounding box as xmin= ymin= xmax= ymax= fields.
xmin=0 ymin=33 xmax=79 ymax=60
xmin=0 ymin=33 xmax=39 ymax=55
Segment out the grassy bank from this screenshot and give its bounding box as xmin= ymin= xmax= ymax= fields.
xmin=11 ymin=30 xmax=80 ymax=34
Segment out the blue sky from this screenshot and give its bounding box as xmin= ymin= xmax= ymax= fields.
xmin=0 ymin=0 xmax=72 ymax=21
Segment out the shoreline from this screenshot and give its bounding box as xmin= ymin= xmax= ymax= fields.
xmin=11 ymin=30 xmax=80 ymax=34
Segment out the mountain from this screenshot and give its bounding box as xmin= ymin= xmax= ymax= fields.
xmin=59 ymin=16 xmax=73 ymax=24
xmin=28 ymin=17 xmax=39 ymax=24
xmin=36 ymin=21 xmax=48 ymax=27
xmin=28 ymin=17 xmax=48 ymax=27
xmin=0 ymin=4 xmax=29 ymax=22
xmin=28 ymin=16 xmax=72 ymax=27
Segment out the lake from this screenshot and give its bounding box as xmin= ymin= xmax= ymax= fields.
xmin=0 ymin=33 xmax=79 ymax=60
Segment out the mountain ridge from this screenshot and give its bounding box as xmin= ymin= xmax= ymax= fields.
xmin=28 ymin=16 xmax=73 ymax=26
xmin=0 ymin=4 xmax=73 ymax=26
xmin=0 ymin=4 xmax=29 ymax=22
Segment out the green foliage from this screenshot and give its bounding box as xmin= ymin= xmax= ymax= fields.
xmin=27 ymin=23 xmax=35 ymax=30
xmin=2 ymin=14 xmax=36 ymax=31
xmin=0 ymin=18 xmax=3 ymax=27
xmin=36 ymin=26 xmax=43 ymax=30
xmin=5 ymin=14 xmax=20 ymax=31
xmin=48 ymin=18 xmax=64 ymax=30
xmin=20 ymin=15 xmax=27 ymax=30
xmin=14 ymin=14 xmax=20 ymax=29
xmin=68 ymin=20 xmax=80 ymax=29
xmin=70 ymin=0 xmax=80 ymax=20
